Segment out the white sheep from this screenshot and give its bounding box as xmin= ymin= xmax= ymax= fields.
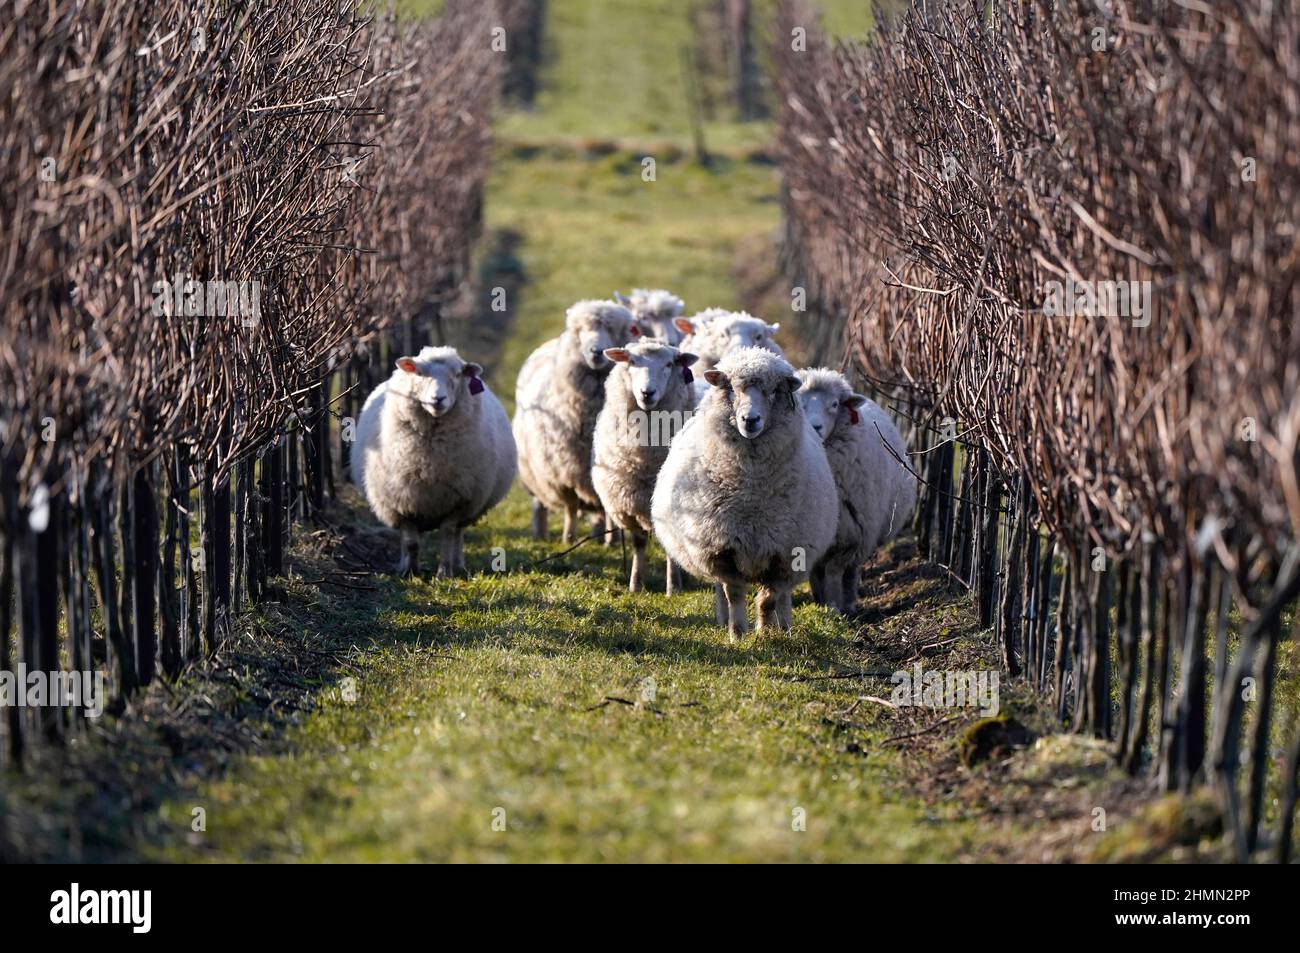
xmin=615 ymin=288 xmax=687 ymax=345
xmin=592 ymin=340 xmax=699 ymax=593
xmin=797 ymin=368 xmax=917 ymax=614
xmin=672 ymin=309 xmax=784 ymax=373
xmin=351 ymin=346 xmax=515 ymax=577
xmin=651 ymin=347 xmax=837 ymax=640
xmin=513 ymin=299 xmax=642 ymax=543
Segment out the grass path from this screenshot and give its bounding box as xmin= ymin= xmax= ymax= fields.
xmin=4 ymin=1 xmax=1166 ymax=864
xmin=136 ymin=0 xmax=1028 ymax=862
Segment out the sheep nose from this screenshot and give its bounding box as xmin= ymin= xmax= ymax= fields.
xmin=742 ymin=413 xmax=762 ymax=431
xmin=432 ymin=394 xmax=447 ymax=408
xmin=813 ymin=423 xmax=824 ymax=435
xmin=640 ymin=388 xmax=656 ymax=402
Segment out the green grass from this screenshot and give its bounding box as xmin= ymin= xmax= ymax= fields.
xmin=150 ymin=493 xmax=997 ymax=862
xmin=498 ymin=0 xmax=876 ymax=153
xmin=487 ymin=147 xmax=780 ymax=412
xmin=139 ymin=0 xmax=1007 ymax=862
xmin=0 ymin=0 xmax=1111 ymax=864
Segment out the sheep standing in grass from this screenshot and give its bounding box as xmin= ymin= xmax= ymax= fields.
xmin=615 ymin=289 xmax=687 ymax=345
xmin=673 ymin=310 xmax=784 ymax=373
xmin=514 ymin=299 xmax=642 ymax=543
xmin=652 ymin=347 xmax=837 ymax=640
xmin=352 ymin=346 xmax=515 ymax=577
xmin=592 ymin=340 xmax=698 ymax=593
xmin=797 ymin=368 xmax=916 ymax=614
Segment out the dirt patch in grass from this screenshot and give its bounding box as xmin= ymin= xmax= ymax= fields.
xmin=834 ymin=538 xmax=1234 ymax=862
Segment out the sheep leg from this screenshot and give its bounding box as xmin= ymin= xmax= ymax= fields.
xmin=840 ymin=565 xmax=859 ymax=615
xmin=756 ymin=585 xmax=780 ymax=632
xmin=809 ymin=563 xmax=826 ymax=605
xmin=714 ymin=583 xmax=729 ymax=626
xmin=666 ymin=557 xmax=681 ymax=596
xmin=435 ymin=526 xmax=457 ymax=579
xmin=629 ymin=532 xmax=648 ymax=593
xmin=723 ymin=581 xmax=749 ymax=642
xmin=561 ymin=506 xmax=577 ymax=544
xmin=589 ymin=512 xmax=615 ymax=546
xmin=778 ymin=588 xmax=794 ymax=631
xmin=453 ymin=527 xmax=467 ymax=576
xmin=821 ymin=567 xmax=844 ymax=616
xmin=531 ymin=499 xmax=548 ymax=539
xmin=395 ymin=529 xmax=419 ymax=577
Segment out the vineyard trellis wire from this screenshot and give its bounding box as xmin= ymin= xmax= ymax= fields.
xmin=0 ymin=0 xmax=506 ymax=762
xmin=773 ymin=0 xmax=1300 ymax=862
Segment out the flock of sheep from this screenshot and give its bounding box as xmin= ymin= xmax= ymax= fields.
xmin=351 ymin=289 xmax=917 ymax=639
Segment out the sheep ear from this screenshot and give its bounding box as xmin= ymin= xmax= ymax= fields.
xmin=845 ymin=393 xmax=868 ymax=409
xmin=785 ymin=375 xmax=802 ymax=393
xmin=768 ymin=322 xmax=781 ymax=335
xmin=673 ymin=317 xmax=695 ymax=335
xmin=674 ymin=351 xmax=699 ymax=367
xmin=704 ymin=369 xmax=728 ymax=388
xmin=604 ymin=348 xmax=631 ymax=363
xmin=614 ymin=291 xmax=632 ymax=307
xmin=396 ymin=357 xmax=420 ymax=374
xmin=462 ymin=362 xmax=483 ymax=378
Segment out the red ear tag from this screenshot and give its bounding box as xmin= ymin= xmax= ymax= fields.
xmin=468 ymin=376 xmax=485 ymax=395
xmin=848 ymin=407 xmax=860 ymax=425
xmin=682 ymin=366 xmax=694 ymax=384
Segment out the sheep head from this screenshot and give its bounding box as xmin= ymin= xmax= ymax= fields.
xmin=703 ymin=347 xmax=801 ymax=440
xmin=795 ymin=367 xmax=869 ymax=443
xmin=673 ymin=306 xmax=733 ymax=340
xmin=615 ymin=288 xmax=686 ymax=344
xmin=394 ymin=346 xmax=483 ymax=418
xmin=604 ymin=341 xmax=698 ymax=411
xmin=565 ymin=299 xmax=642 ymax=370
xmin=712 ymin=312 xmax=782 ymax=360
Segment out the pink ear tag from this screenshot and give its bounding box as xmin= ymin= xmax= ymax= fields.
xmin=682 ymin=366 xmax=694 ymax=384
xmin=468 ymin=376 xmax=485 ymax=395
xmin=848 ymin=407 xmax=860 ymax=425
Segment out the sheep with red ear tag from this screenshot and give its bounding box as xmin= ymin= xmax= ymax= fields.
xmin=675 ymin=310 xmax=785 ymax=374
xmin=796 ymin=367 xmax=916 ymax=614
xmin=512 ymin=299 xmax=641 ymax=544
xmin=651 ymin=347 xmax=838 ymax=641
xmin=615 ymin=288 xmax=688 ymax=345
xmin=351 ymin=346 xmax=515 ymax=577
xmin=592 ymin=340 xmax=699 ymax=593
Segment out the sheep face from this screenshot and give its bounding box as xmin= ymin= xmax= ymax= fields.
xmin=796 ymin=368 xmax=869 ymax=442
xmin=605 ymin=342 xmax=698 ymax=411
xmin=566 ymin=300 xmax=641 ymax=371
xmin=673 ymin=307 xmax=732 ymax=340
xmin=704 ymin=350 xmax=801 ymax=440
xmin=799 ymin=384 xmax=868 ymax=442
xmin=395 ymin=350 xmax=483 ymax=419
xmin=616 ymin=289 xmax=685 ymax=344
xmin=724 ymin=316 xmax=781 ymax=353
